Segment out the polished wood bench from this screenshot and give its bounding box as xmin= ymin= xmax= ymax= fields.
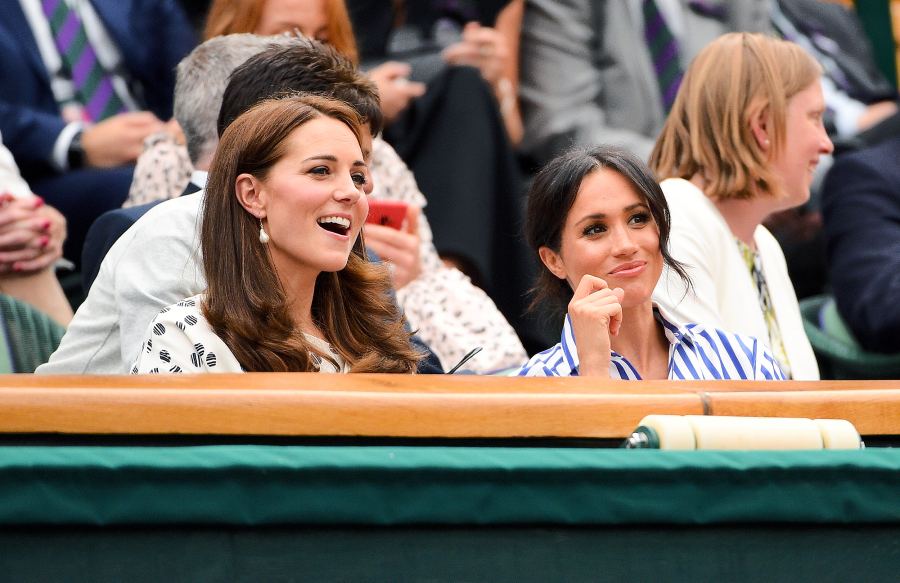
xmin=1 ymin=374 xmax=896 ymax=440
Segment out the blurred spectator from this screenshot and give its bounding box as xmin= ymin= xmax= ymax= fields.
xmin=822 ymin=136 xmax=900 ymax=354
xmin=125 ymin=33 xmax=276 ymax=207
xmin=519 ymin=0 xmax=770 ymax=166
xmin=345 ymin=0 xmax=532 ymax=332
xmin=0 ymin=0 xmax=195 ymax=264
xmin=0 ymin=132 xmax=71 ymax=326
xmin=773 ymin=0 xmax=899 ymax=148
xmin=347 ymin=0 xmax=524 ymax=144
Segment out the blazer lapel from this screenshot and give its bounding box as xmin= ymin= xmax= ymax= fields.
xmin=88 ymin=0 xmax=144 ymax=72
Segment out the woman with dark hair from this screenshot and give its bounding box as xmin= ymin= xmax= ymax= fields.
xmin=519 ymin=146 xmax=784 ymax=380
xmin=133 ymin=95 xmax=420 ymax=373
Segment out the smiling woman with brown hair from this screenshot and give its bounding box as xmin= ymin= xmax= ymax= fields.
xmin=518 ymin=146 xmax=784 ymax=381
xmin=132 ymin=95 xmax=420 ymax=374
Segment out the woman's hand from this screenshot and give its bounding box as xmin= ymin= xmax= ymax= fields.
xmin=367 ymin=62 xmax=426 ymax=125
xmin=442 ymin=22 xmax=508 ymax=87
xmin=567 ymin=274 xmax=624 ymax=377
xmin=364 ymin=205 xmax=422 ymax=289
xmin=0 ymin=194 xmax=66 ymax=274
xmin=82 ymin=111 xmax=166 ymax=167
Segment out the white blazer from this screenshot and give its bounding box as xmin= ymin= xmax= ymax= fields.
xmin=652 ymin=178 xmax=820 ymax=380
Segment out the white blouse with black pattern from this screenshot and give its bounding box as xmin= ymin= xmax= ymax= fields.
xmin=131 ymin=294 xmax=346 ymax=374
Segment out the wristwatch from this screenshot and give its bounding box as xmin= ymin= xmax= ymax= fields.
xmin=67 ymin=130 xmax=86 ymax=169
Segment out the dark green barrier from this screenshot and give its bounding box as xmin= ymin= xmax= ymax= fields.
xmin=1 ymin=446 xmax=899 ymax=581
xmin=2 ymin=446 xmax=898 ymax=525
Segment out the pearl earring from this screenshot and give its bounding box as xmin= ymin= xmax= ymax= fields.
xmin=258 ymin=218 xmax=270 ymax=244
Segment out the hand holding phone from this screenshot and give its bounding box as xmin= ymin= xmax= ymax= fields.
xmin=364 ymin=202 xmax=421 ymax=288
xmin=365 ymin=199 xmax=408 ymax=230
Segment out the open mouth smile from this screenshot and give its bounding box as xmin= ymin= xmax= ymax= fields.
xmin=317 ymin=215 xmax=351 ymax=237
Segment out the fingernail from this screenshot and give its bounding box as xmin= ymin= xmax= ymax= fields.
xmin=42 ymin=220 xmax=51 ymax=230
xmin=40 ymin=235 xmax=49 ymax=248
xmin=13 ymin=263 xmax=22 ymax=272
xmin=33 ymin=196 xmax=44 ymax=208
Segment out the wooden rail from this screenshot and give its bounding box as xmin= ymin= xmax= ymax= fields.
xmin=0 ymin=375 xmax=897 ymax=438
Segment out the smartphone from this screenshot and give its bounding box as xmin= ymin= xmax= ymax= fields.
xmin=365 ymin=199 xmax=408 ymax=230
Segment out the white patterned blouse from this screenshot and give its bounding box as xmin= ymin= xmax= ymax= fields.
xmin=131 ymin=294 xmax=347 ymax=374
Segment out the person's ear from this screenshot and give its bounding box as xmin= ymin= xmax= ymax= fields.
xmin=235 ymin=173 xmax=267 ymax=218
xmin=538 ymin=246 xmax=567 ymax=281
xmin=750 ymin=105 xmax=772 ymax=152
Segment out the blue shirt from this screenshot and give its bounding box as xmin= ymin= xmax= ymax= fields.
xmin=518 ymin=306 xmax=786 ymax=380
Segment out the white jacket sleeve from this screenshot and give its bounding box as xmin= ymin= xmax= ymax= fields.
xmin=0 ymin=134 xmax=31 ymax=197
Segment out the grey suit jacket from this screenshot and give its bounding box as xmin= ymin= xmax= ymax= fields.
xmin=520 ymin=0 xmax=770 ymax=164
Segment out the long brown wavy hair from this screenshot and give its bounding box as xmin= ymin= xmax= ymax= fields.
xmin=201 ymin=95 xmax=420 ymax=373
xmin=203 ymin=0 xmax=359 ymax=64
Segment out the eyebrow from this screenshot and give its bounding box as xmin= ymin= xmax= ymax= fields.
xmin=303 ymin=155 xmax=368 ymax=168
xmin=575 ymin=202 xmax=649 ymax=223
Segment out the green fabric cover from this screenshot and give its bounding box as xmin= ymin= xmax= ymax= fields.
xmin=0 ymin=294 xmax=65 ymax=373
xmin=822 ymin=296 xmax=861 ymax=347
xmin=800 ymin=294 xmax=900 ymax=379
xmin=0 ymin=322 xmax=12 ymax=374
xmin=3 ymin=524 xmax=898 ymax=583
xmin=1 ymin=446 xmax=898 ymax=526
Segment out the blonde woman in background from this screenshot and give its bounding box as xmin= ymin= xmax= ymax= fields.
xmin=650 ymin=33 xmax=833 ymax=380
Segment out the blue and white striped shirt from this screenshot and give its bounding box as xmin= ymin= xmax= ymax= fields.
xmin=518 ymin=306 xmax=786 ymax=380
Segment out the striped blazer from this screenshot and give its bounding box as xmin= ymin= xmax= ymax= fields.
xmin=518 ymin=305 xmax=786 ymax=380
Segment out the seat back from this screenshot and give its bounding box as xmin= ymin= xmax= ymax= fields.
xmin=0 ymin=295 xmax=66 ymax=373
xmin=800 ymin=295 xmax=900 ymax=379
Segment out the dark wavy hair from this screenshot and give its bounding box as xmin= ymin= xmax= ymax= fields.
xmin=201 ymin=94 xmax=420 ymax=372
xmin=525 ymin=145 xmax=691 ymax=319
xmin=217 ymin=38 xmax=382 ymax=139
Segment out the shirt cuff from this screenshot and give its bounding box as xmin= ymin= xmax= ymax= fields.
xmin=52 ymin=122 xmax=85 ymax=171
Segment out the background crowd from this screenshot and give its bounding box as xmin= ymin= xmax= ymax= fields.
xmin=0 ymin=0 xmax=897 ymax=378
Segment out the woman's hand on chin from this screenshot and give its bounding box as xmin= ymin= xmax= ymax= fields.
xmin=568 ymin=274 xmax=624 ymax=378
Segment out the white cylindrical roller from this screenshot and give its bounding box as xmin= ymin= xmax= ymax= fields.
xmin=631 ymin=415 xmax=864 ymax=450
xmin=684 ymin=416 xmax=824 ymax=450
xmin=814 ymin=419 xmax=863 ymax=449
xmin=636 ymin=415 xmax=696 ymax=449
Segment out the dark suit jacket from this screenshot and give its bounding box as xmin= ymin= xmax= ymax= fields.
xmin=0 ymin=0 xmax=195 ymax=178
xmin=777 ymin=0 xmax=896 ymax=104
xmin=822 ymin=137 xmax=900 ymax=353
